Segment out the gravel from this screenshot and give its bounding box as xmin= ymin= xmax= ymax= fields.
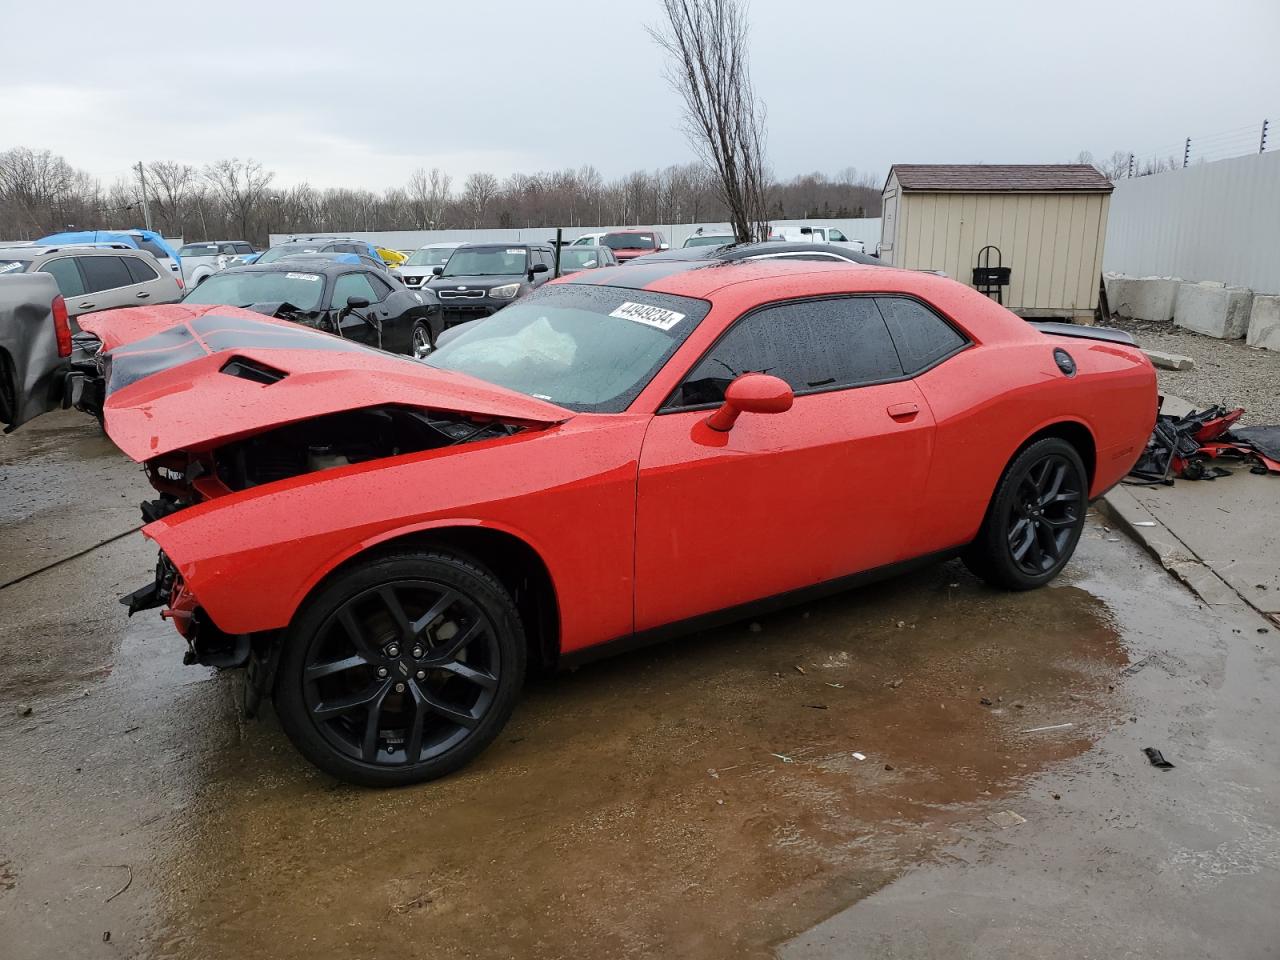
xmin=1105 ymin=316 xmax=1280 ymax=425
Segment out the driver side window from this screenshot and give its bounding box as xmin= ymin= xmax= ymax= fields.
xmin=674 ymin=297 xmax=904 ymax=407
xmin=829 ymin=228 xmax=847 ymax=242
xmin=331 ymin=272 xmax=380 ymax=307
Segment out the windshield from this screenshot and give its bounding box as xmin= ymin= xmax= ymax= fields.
xmin=182 ymin=269 xmax=326 ymax=311
xmin=601 ymin=233 xmax=655 ymax=251
xmin=0 ymin=259 xmax=30 ymax=274
xmin=558 ymin=249 xmax=605 ymax=270
xmin=683 ymin=235 xmax=731 ymax=248
xmin=426 ymin=284 xmax=710 ymax=413
xmin=405 ymin=246 xmax=458 ymax=267
xmin=179 ymin=243 xmax=220 ymax=257
xmin=441 ymin=247 xmax=527 ymax=277
xmin=257 ymin=243 xmax=323 ymax=265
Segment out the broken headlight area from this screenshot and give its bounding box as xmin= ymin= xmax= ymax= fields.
xmin=210 ymin=406 xmax=522 ymax=492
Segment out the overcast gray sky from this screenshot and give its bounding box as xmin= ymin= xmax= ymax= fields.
xmin=4 ymin=0 xmax=1278 ymax=190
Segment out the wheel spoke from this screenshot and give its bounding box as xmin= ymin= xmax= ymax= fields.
xmin=410 ymin=589 xmax=459 ymax=636
xmin=438 ymin=660 xmax=498 ymax=690
xmin=1038 ymin=462 xmax=1067 ymax=505
xmin=337 ymin=607 xmax=379 ymax=660
xmin=305 ymin=654 xmax=367 ymax=682
xmin=402 ymin=682 xmax=428 ymax=763
xmin=1025 ymin=523 xmax=1045 ymax=567
xmin=314 ymin=678 xmax=392 ymax=719
xmin=1010 ymin=519 xmax=1035 ymax=562
xmin=422 ymin=618 xmax=484 ymax=666
xmin=1034 ymin=520 xmax=1059 ymax=561
xmin=361 ymin=681 xmax=394 ymax=761
xmin=418 ymin=688 xmax=479 ymax=728
xmin=378 ymin=586 xmax=413 ymax=641
xmin=1042 ymin=510 xmax=1077 ymax=529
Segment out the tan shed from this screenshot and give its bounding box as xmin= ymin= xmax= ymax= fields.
xmin=880 ymin=164 xmax=1113 ymax=321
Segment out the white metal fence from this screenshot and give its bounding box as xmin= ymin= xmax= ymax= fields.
xmin=270 ymin=218 xmax=882 ymax=253
xmin=1103 ymin=150 xmax=1280 ymax=293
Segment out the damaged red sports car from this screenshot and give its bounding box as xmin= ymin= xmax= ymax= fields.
xmin=78 ymin=259 xmax=1157 ymax=786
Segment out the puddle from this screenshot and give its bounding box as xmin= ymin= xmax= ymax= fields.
xmin=145 ymin=559 xmax=1130 ymax=959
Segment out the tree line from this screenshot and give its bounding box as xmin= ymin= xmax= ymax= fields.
xmin=0 ymin=147 xmax=882 ymax=247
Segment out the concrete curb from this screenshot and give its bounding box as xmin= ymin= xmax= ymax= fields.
xmin=1098 ymin=485 xmax=1247 ymax=609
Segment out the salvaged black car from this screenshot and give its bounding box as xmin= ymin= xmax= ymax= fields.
xmin=181 ymin=257 xmax=442 ymax=357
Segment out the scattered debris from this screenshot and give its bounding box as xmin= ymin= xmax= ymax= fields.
xmin=103 ymin=932 xmax=110 ymax=943
xmin=793 ymin=665 xmax=806 ymax=675
xmin=104 ymin=864 xmax=133 ymax=903
xmin=895 ymin=620 xmax=905 ymax=629
xmin=884 ymin=764 xmax=894 ymax=771
xmin=1143 ymin=747 xmax=1176 ymax=770
xmin=16 ymin=703 xmax=31 ymax=717
xmin=1259 ymin=628 xmax=1270 ymax=634
xmin=987 ymin=810 xmax=1027 ymax=829
xmin=1121 ymin=654 xmax=1155 ymax=677
xmin=825 ymin=682 xmax=844 ymax=689
xmin=1013 ymin=702 xmax=1025 ymax=709
xmin=1127 ymin=404 xmax=1280 ymax=484
xmin=770 ymin=753 xmax=794 ymax=764
xmin=979 ymin=697 xmax=993 ymax=706
xmin=803 ymin=704 xmax=828 ymax=710
xmin=393 ymin=892 xmax=437 ymax=914
xmin=1023 ymin=722 xmax=1074 ymax=733
xmin=886 ymin=678 xmax=903 ymax=689
xmin=851 ymin=752 xmax=866 ymax=761
xmin=1134 ymin=521 xmax=1156 ymax=527
xmin=1052 ymin=792 xmax=1062 ymax=800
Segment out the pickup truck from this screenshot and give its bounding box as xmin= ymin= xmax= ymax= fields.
xmin=0 ymin=273 xmax=72 ymax=432
xmin=772 ymin=225 xmax=866 ymax=252
xmin=178 ymin=240 xmax=257 ymax=287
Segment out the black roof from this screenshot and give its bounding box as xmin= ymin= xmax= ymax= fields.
xmin=628 ymin=240 xmax=883 ymax=266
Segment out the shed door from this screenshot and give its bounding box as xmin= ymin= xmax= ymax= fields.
xmin=880 ymin=192 xmax=898 ymax=264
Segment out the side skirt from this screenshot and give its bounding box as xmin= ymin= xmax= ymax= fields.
xmin=559 ymin=547 xmax=962 ymax=671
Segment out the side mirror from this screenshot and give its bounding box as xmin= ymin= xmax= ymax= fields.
xmin=346 ymin=296 xmax=370 ymax=310
xmin=431 ymin=266 xmax=443 ymax=276
xmin=531 ymin=262 xmax=549 ymax=274
xmin=705 ymin=373 xmax=794 ymax=431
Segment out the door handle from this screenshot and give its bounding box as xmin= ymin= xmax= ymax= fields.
xmin=77 ymin=301 xmax=95 ymax=310
xmin=136 ymin=291 xmax=150 ymax=299
xmin=886 ymin=402 xmax=920 ymax=421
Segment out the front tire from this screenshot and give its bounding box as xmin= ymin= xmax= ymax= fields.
xmin=963 ymin=438 xmax=1088 ymax=590
xmin=410 ymin=321 xmax=434 ymax=359
xmin=275 ymin=551 xmax=526 ymax=787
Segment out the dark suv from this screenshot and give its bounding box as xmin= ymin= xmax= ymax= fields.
xmin=425 ymin=243 xmax=554 ymax=328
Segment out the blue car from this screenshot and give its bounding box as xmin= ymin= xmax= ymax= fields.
xmin=256 ymin=237 xmax=388 ymax=271
xmin=36 ymin=229 xmax=183 ymax=282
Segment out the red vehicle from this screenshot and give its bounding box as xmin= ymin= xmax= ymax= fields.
xmin=599 ymin=228 xmax=668 ymax=261
xmin=79 ymin=261 xmax=1156 ymax=786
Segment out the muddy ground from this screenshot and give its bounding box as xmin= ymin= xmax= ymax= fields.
xmin=1 ymin=411 xmax=1277 ymax=959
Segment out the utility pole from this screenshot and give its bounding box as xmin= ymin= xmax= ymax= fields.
xmin=1127 ymin=153 xmax=1134 ymax=178
xmin=135 ymin=161 xmax=153 ymax=231
xmin=1183 ymin=138 xmax=1191 ymax=169
xmin=1261 ymin=119 xmax=1270 ymax=154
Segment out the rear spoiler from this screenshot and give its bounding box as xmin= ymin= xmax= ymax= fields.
xmin=1030 ymin=321 xmax=1136 ymax=346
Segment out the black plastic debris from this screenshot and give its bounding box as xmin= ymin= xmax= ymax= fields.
xmin=1143 ymin=747 xmax=1175 ymax=770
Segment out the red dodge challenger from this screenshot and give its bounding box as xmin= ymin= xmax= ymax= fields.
xmin=77 ymin=258 xmax=1156 ymax=786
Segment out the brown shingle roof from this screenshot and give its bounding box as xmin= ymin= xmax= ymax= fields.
xmin=889 ymin=164 xmax=1113 ymax=193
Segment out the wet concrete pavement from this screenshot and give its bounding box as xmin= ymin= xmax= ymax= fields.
xmin=1 ymin=414 xmax=1277 ymax=959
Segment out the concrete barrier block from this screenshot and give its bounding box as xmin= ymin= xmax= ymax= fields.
xmin=1108 ymin=276 xmax=1181 ymax=322
xmin=1143 ymin=349 xmax=1195 ymax=370
xmin=1246 ymin=295 xmax=1280 ymax=352
xmin=1174 ymin=283 xmax=1254 ymax=339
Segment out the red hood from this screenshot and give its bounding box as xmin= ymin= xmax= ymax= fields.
xmin=79 ymin=305 xmax=572 ymax=461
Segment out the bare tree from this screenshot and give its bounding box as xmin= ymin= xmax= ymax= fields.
xmin=649 ymin=0 xmax=770 ymax=241
xmin=203 ymin=158 xmax=274 ymax=241
xmin=145 ymin=160 xmax=195 ymax=236
xmin=460 ymin=172 xmax=498 ymax=229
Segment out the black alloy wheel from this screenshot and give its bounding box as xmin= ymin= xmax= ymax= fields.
xmin=276 ymin=552 xmax=526 ymax=786
xmin=1005 ymin=453 xmax=1082 ymax=576
xmin=963 ymin=437 xmax=1088 ymax=590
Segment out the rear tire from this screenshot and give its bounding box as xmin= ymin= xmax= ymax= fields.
xmin=410 ymin=321 xmax=434 ymax=359
xmin=962 ymin=438 xmax=1088 ymax=590
xmin=275 ymin=550 xmax=526 ymax=787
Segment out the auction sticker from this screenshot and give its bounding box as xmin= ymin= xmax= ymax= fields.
xmin=609 ymin=301 xmax=686 ymax=331
xmin=286 ymin=272 xmax=321 ymax=282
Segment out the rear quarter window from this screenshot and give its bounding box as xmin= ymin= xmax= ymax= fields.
xmin=124 ymin=256 xmax=159 ymax=284
xmin=875 ymin=296 xmax=968 ymax=375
